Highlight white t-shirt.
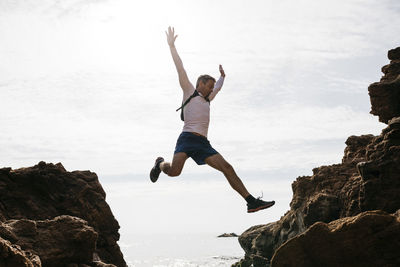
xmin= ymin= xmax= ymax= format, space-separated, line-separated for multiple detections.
xmin=182 ymin=76 xmax=224 ymax=137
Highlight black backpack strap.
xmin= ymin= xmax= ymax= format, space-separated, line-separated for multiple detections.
xmin=176 ymin=90 xmax=200 ymax=121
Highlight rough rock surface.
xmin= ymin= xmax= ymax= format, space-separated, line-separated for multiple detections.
xmin=271 ymin=210 xmax=400 ymax=267
xmin=0 ymin=162 xmax=125 ymax=266
xmin=235 ymin=135 xmax=375 ymax=266
xmin=358 ymin=117 xmax=400 ymax=213
xmin=0 ymin=236 xmax=41 ymax=267
xmin=0 ymin=216 xmax=97 ymax=266
xmin=234 ymin=47 xmax=400 ymax=267
xmin=368 ymin=47 xmax=400 ymax=123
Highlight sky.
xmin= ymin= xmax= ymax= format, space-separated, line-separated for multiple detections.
xmin=2 ymin=0 xmax=400 ymax=264
xmin=1 ymin=0 xmax=398 ymax=177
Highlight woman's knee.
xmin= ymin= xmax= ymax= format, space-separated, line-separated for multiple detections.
xmin=222 ymin=162 xmax=234 ymax=174
xmin=167 ymin=166 xmax=182 ymax=177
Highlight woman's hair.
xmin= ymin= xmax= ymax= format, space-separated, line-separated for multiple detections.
xmin=196 ymin=74 xmax=216 ymax=89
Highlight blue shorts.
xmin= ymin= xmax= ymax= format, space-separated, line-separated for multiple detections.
xmin=174 ymin=132 xmax=218 ymax=165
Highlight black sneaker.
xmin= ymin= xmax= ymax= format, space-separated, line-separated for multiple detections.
xmin=247 ymin=198 xmax=275 ymax=213
xmin=150 ymin=157 xmax=164 ymax=183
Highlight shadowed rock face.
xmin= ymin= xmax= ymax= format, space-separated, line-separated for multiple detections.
xmin=1 ymin=216 xmax=97 ymax=266
xmin=369 ymin=47 xmax=400 ymax=123
xmin=235 ymin=135 xmax=375 ymax=266
xmin=358 ymin=117 xmax=400 ymax=213
xmin=0 ymin=236 xmax=41 ymax=267
xmin=234 ymin=47 xmax=400 ymax=267
xmin=0 ymin=162 xmax=126 ymax=267
xmin=271 ymin=210 xmax=400 ymax=267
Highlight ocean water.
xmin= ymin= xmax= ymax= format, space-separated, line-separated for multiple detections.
xmin=123 ymin=233 xmax=243 ymax=266
xmin=102 ymin=173 xmax=297 ymax=266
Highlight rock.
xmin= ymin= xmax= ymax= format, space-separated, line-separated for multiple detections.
xmin=231 ymin=255 xmax=253 ymax=267
xmin=92 ymin=261 xmax=117 ymax=267
xmin=388 ymin=47 xmax=400 ymax=60
xmin=368 ymin=79 xmax=400 ymax=124
xmin=238 ymin=140 xmax=368 ymax=264
xmin=0 ymin=216 xmax=97 ymax=266
xmin=238 ymin=121 xmax=400 ymax=266
xmin=357 ymin=117 xmax=400 ymax=213
xmin=0 ymin=162 xmax=126 ymax=266
xmin=270 ymin=210 xmax=400 ymax=267
xmin=217 ymin=233 xmax=238 ymax=237
xmin=0 ymin=236 xmax=41 ymax=266
xmin=236 ymin=47 xmax=400 ymax=267
xmin=368 ymin=47 xmax=400 ymax=123
xmin=342 ymin=134 xmax=375 ymax=164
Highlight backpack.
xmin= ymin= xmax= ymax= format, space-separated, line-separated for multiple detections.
xmin=176 ymin=90 xmax=209 ymax=121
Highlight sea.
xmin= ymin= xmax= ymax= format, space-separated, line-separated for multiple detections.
xmin=122 ymin=233 xmax=243 ymax=266
xmin=101 ymin=172 xmax=297 ymax=266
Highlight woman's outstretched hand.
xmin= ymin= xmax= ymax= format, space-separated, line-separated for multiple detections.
xmin=166 ymin=26 xmax=178 ymax=47
xmin=219 ymin=65 xmax=226 ymax=78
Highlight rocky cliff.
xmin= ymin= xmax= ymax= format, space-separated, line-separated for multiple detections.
xmin=0 ymin=162 xmax=126 ymax=267
xmin=234 ymin=47 xmax=400 ymax=267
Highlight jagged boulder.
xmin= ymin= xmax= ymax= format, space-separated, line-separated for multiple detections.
xmin=0 ymin=162 xmax=125 ymax=267
xmin=0 ymin=236 xmax=41 ymax=267
xmin=235 ymin=47 xmax=400 ymax=267
xmin=358 ymin=117 xmax=400 ymax=213
xmin=0 ymin=216 xmax=97 ymax=266
xmin=236 ymin=121 xmax=400 ymax=267
xmin=368 ymin=47 xmax=400 ymax=123
xmin=235 ymin=134 xmax=374 ymax=266
xmin=271 ymin=210 xmax=400 ymax=267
